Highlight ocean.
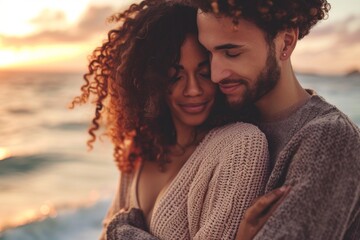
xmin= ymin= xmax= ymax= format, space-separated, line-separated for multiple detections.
xmin=0 ymin=71 xmax=359 ymax=240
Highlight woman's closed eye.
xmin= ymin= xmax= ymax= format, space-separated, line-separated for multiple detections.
xmin=168 ymin=65 xmax=183 ymax=83
xmin=170 ymin=74 xmax=182 ymax=83
xmin=198 ymin=71 xmax=211 ymax=80
xmin=197 ymin=62 xmax=211 ymax=80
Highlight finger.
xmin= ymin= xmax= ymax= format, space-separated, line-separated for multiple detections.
xmin=266 ymin=185 xmax=291 ymax=216
xmin=257 ymin=186 xmax=290 ymax=211
xmin=250 ymin=195 xmax=261 ymax=206
xmin=255 ymin=186 xmax=292 ymax=227
xmin=245 ymin=186 xmax=290 ymax=222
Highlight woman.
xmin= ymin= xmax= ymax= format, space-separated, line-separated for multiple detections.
xmin=72 ymin=1 xmax=272 ymax=239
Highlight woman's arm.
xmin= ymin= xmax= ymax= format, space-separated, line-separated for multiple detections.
xmin=193 ymin=124 xmax=270 ymax=239
xmin=99 ymin=176 xmax=123 ymax=240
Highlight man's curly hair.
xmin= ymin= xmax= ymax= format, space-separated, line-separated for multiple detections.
xmin=189 ymin=0 xmax=331 ymax=40
xmin=71 ymin=0 xmax=234 ymax=173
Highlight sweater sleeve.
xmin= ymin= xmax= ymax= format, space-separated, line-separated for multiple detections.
xmin=193 ymin=124 xmax=270 ymax=240
xmin=100 ymin=176 xmax=162 ymax=240
xmin=254 ymin=115 xmax=360 ymax=240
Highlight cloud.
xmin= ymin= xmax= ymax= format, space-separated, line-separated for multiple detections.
xmin=30 ymin=9 xmax=67 ymax=26
xmin=296 ymin=14 xmax=360 ymax=57
xmin=293 ymin=14 xmax=360 ymax=74
xmin=335 ymin=16 xmax=360 ymax=46
xmin=0 ymin=5 xmax=115 ymax=48
xmin=77 ymin=6 xmax=115 ymax=34
xmin=310 ymin=14 xmax=360 ymax=46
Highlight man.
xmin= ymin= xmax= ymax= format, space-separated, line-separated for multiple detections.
xmin=102 ymin=1 xmax=360 ymax=239
xmin=193 ymin=0 xmax=360 ymax=239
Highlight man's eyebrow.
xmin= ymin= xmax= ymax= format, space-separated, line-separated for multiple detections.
xmin=214 ymin=44 xmax=243 ymax=51
xmin=198 ymin=60 xmax=210 ymax=68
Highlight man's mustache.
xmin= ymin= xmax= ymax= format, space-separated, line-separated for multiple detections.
xmin=218 ymin=79 xmax=247 ymax=85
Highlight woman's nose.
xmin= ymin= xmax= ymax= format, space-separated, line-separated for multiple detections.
xmin=183 ymin=75 xmax=203 ymax=97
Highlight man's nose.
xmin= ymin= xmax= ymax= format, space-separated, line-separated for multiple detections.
xmin=210 ymin=57 xmax=231 ymax=83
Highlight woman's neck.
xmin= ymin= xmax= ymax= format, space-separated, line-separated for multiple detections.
xmin=178 ymin=130 xmax=196 ymax=148
xmin=168 ymin=124 xmax=206 ymax=157
xmin=175 ymin=124 xmax=207 ymax=147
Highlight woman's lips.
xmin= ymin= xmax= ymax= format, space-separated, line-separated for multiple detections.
xmin=178 ymin=101 xmax=208 ymax=114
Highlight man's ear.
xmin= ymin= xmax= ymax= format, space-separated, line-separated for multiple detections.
xmin=279 ymin=28 xmax=299 ymax=60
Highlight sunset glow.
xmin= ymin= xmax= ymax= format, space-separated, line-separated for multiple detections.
xmin=0 ymin=43 xmax=93 ymax=71
xmin=0 ymin=0 xmax=358 ymax=74
xmin=0 ymin=204 xmax=57 ymax=232
xmin=0 ymin=147 xmax=10 ymax=161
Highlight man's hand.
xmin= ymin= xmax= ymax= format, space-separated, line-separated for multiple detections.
xmin=236 ymin=186 xmax=291 ymax=240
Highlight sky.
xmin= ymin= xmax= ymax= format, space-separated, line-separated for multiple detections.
xmin=0 ymin=0 xmax=359 ymax=75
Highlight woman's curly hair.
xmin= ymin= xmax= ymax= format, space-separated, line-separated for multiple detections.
xmin=70 ymin=0 xmax=234 ymax=173
xmin=189 ymin=0 xmax=331 ymax=40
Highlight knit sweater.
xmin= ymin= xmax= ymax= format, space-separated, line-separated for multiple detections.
xmin=100 ymin=122 xmax=270 ymax=240
xmin=253 ymin=94 xmax=360 ymax=240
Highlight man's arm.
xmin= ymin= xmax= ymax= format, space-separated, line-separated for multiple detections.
xmin=254 ymin=116 xmax=360 ymax=240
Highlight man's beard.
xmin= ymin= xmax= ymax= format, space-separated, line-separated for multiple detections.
xmin=228 ymin=46 xmax=280 ymax=112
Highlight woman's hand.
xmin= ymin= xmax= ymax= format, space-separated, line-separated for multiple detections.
xmin=236 ymin=186 xmax=291 ymax=240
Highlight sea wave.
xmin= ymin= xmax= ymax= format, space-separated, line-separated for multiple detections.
xmin=6 ymin=108 xmax=36 ymax=115
xmin=0 ymin=153 xmax=73 ymax=176
xmin=41 ymin=122 xmax=89 ymax=131
xmin=0 ymin=199 xmax=110 ymax=240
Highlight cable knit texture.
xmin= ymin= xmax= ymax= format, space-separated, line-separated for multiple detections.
xmin=100 ymin=122 xmax=270 ymax=240
xmin=254 ymin=94 xmax=360 ymax=240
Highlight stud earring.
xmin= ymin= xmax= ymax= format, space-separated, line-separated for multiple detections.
xmin=282 ymin=52 xmax=287 ymax=57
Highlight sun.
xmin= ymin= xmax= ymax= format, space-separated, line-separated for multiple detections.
xmin=0 ymin=147 xmax=11 ymax=161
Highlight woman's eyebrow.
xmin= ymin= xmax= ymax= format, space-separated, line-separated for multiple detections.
xmin=173 ymin=64 xmax=184 ymax=70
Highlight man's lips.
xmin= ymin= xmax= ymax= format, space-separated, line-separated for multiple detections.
xmin=178 ymin=101 xmax=209 ymax=114
xmin=219 ymin=81 xmax=244 ymax=94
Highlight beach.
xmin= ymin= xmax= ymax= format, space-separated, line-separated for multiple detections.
xmin=0 ymin=71 xmax=359 ymax=240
